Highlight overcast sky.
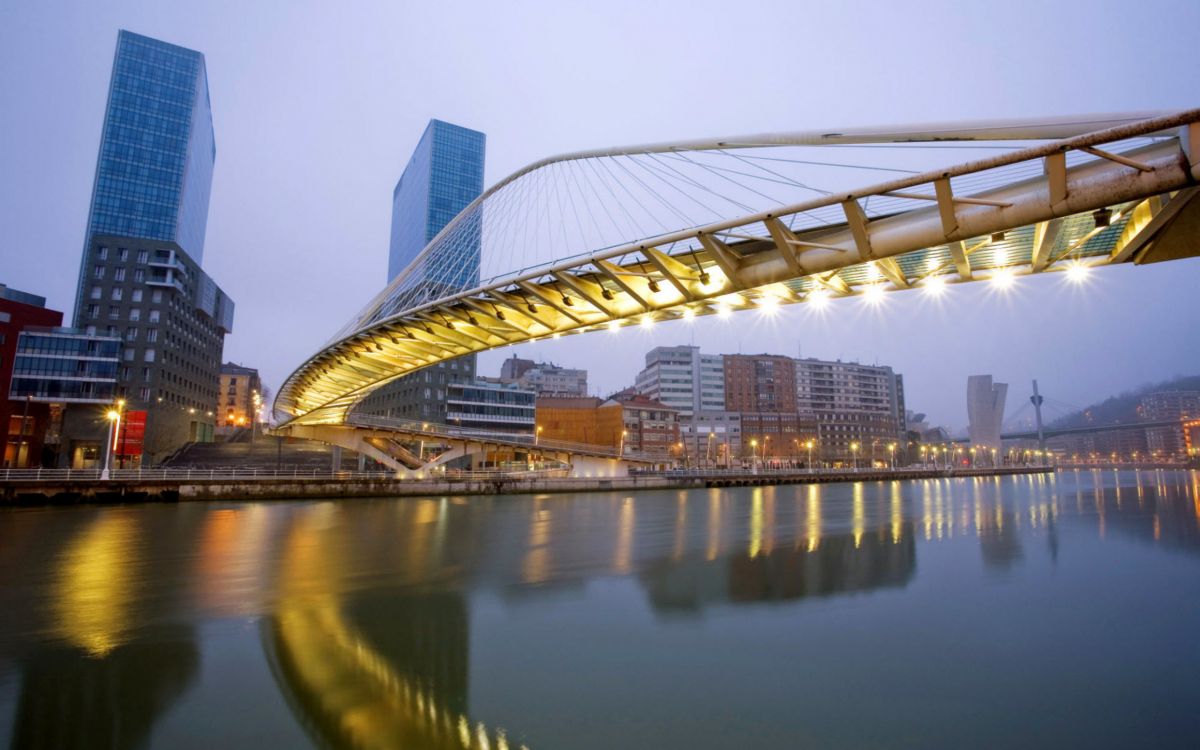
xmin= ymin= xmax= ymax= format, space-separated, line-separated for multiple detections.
xmin=2 ymin=0 xmax=1197 ymax=430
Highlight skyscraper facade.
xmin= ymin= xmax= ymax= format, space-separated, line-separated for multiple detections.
xmin=359 ymin=120 xmax=485 ymax=422
xmin=967 ymin=375 xmax=1008 ymax=453
xmin=72 ymin=31 xmax=233 ymax=463
xmin=387 ymin=120 xmax=486 ymax=285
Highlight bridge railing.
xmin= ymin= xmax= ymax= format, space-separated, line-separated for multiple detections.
xmin=0 ymin=466 xmax=577 ymax=483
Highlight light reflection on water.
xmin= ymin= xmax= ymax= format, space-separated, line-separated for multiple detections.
xmin=0 ymin=469 xmax=1198 ymax=749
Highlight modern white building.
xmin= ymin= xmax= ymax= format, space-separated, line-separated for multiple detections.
xmin=635 ymin=345 xmax=725 ymax=418
xmin=967 ymin=375 xmax=1008 ymax=452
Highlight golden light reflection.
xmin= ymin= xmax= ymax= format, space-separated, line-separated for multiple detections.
xmin=614 ymin=498 xmax=635 ymax=574
xmin=271 ymin=507 xmax=520 ymax=749
xmin=54 ymin=512 xmax=139 ymax=657
xmin=749 ymin=488 xmax=764 ymax=558
xmin=707 ymin=490 xmax=722 ymax=561
xmin=852 ymin=482 xmax=865 ymax=548
xmin=890 ymin=482 xmax=903 ymax=544
xmin=806 ymin=484 xmax=821 ymax=552
xmin=672 ymin=493 xmax=688 ymax=561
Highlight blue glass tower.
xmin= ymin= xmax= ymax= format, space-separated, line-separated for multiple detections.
xmin=359 ymin=120 xmax=485 ymax=423
xmin=387 ymin=120 xmax=486 ymax=283
xmin=71 ymin=31 xmax=232 ymax=462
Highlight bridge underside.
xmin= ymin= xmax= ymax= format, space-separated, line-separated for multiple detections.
xmin=276 ymin=422 xmax=652 ymax=478
xmin=276 ymin=111 xmax=1200 ymax=428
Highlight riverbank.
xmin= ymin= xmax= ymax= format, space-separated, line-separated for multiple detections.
xmin=0 ymin=466 xmax=1055 ymax=505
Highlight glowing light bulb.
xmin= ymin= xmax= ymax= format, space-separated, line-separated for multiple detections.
xmin=866 ymin=262 xmax=880 ymax=281
xmin=1065 ymin=262 xmax=1090 ymax=284
xmin=991 ymin=268 xmax=1015 ymax=290
xmin=993 ymin=247 xmax=1008 ymax=266
xmin=808 ymin=290 xmax=829 ymax=309
xmin=924 ymin=275 xmax=946 ymax=297
xmin=717 ymin=302 xmax=732 ymax=319
xmin=758 ymin=294 xmax=779 ymax=313
xmin=863 ymin=284 xmax=885 ymax=304
xmin=608 ymin=320 xmax=621 ymax=333
xmin=681 ymin=307 xmax=695 ymax=321
xmin=641 ymin=315 xmax=655 ymax=329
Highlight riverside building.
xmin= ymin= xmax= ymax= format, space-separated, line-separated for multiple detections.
xmin=71 ymin=31 xmax=234 ymax=462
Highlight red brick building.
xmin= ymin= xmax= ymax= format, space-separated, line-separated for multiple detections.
xmin=1 ymin=286 xmax=62 ymax=467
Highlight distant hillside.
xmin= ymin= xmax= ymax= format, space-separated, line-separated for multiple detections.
xmin=1048 ymin=374 xmax=1200 ymax=429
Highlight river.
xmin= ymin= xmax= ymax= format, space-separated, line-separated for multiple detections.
xmin=1 ymin=469 xmax=1198 ymax=748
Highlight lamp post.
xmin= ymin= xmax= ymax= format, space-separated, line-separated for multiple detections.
xmin=620 ymin=429 xmax=628 ymax=456
xmin=888 ymin=442 xmax=896 ymax=470
xmin=536 ymin=425 xmax=543 ymax=446
xmin=115 ymin=399 xmax=128 ymax=469
xmin=806 ymin=439 xmax=815 ymax=471
xmin=850 ymin=441 xmax=860 ymax=470
xmin=100 ymin=406 xmax=120 ymax=480
xmin=763 ymin=435 xmax=770 ymax=467
xmin=750 ymin=439 xmax=758 ymax=470
xmin=707 ymin=432 xmax=714 ymax=468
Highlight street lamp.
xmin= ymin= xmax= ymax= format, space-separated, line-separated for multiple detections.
xmin=806 ymin=439 xmax=815 ymax=471
xmin=850 ymin=441 xmax=860 ymax=470
xmin=536 ymin=425 xmax=543 ymax=446
xmin=888 ymin=442 xmax=896 ymax=470
xmin=620 ymin=429 xmax=628 ymax=456
xmin=750 ymin=439 xmax=758 ymax=469
xmin=101 ymin=406 xmax=121 ymax=480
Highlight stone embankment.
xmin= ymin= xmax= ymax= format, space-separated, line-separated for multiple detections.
xmin=0 ymin=466 xmax=1054 ymax=505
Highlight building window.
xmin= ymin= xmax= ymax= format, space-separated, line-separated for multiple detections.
xmin=144 ymin=348 xmax=155 ymax=363
xmin=114 ymin=268 xmax=126 ymax=282
xmin=111 ymin=288 xmax=123 ymax=301
xmin=90 ymin=286 xmax=102 ymax=300
xmin=148 ymin=310 xmax=159 ymax=323
xmin=134 ymin=269 xmax=145 ymax=283
xmin=118 ymin=248 xmax=129 ymax=262
xmin=129 ymin=308 xmax=140 ymax=321
xmin=146 ymin=328 xmax=157 ymax=342
xmin=98 ymin=246 xmax=109 ymax=260
xmin=85 ymin=325 xmax=96 ymax=336
xmin=93 ymin=265 xmax=105 ymax=279
xmin=108 ymin=306 xmax=120 ymax=320
xmin=137 ymin=250 xmax=148 ymax=264
xmin=86 ymin=304 xmax=99 ymax=319
xmin=124 ymin=348 xmax=135 ymax=362
xmin=125 ymin=327 xmax=138 ymax=341
xmin=152 ymin=290 xmax=163 ymax=303
xmin=106 ymin=325 xmax=118 ymax=337
xmin=139 ymin=387 xmax=151 ymax=400
xmin=143 ymin=367 xmax=152 ymax=382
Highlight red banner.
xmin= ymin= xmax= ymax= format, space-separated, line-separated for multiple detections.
xmin=116 ymin=410 xmax=147 ymax=458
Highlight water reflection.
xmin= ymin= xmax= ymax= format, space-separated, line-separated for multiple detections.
xmin=0 ymin=470 xmax=1196 ymax=749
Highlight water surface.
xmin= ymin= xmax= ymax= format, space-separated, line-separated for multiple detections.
xmin=1 ymin=470 xmax=1199 ymax=748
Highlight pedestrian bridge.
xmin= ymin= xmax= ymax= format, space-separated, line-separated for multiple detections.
xmin=283 ymin=413 xmax=660 ymax=478
xmin=275 ymin=110 xmax=1200 ymax=442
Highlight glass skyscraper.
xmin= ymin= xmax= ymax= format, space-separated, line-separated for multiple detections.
xmin=359 ymin=120 xmax=485 ymax=423
xmin=387 ymin=120 xmax=486 ymax=284
xmin=72 ymin=31 xmax=233 ymax=463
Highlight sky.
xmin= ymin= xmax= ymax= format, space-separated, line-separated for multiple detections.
xmin=1 ymin=0 xmax=1197 ymax=431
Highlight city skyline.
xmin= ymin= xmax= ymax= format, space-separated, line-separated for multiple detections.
xmin=2 ymin=1 xmax=1199 ymax=431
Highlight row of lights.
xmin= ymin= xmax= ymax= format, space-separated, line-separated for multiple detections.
xmin=598 ymin=260 xmax=1093 ymax=335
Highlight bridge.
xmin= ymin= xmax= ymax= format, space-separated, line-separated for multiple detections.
xmin=274 ymin=110 xmax=1200 ymax=475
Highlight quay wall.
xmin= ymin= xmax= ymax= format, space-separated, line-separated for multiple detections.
xmin=0 ymin=466 xmax=1054 ymax=505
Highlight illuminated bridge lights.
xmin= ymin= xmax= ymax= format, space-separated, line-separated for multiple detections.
xmin=275 ymin=110 xmax=1200 ymax=425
